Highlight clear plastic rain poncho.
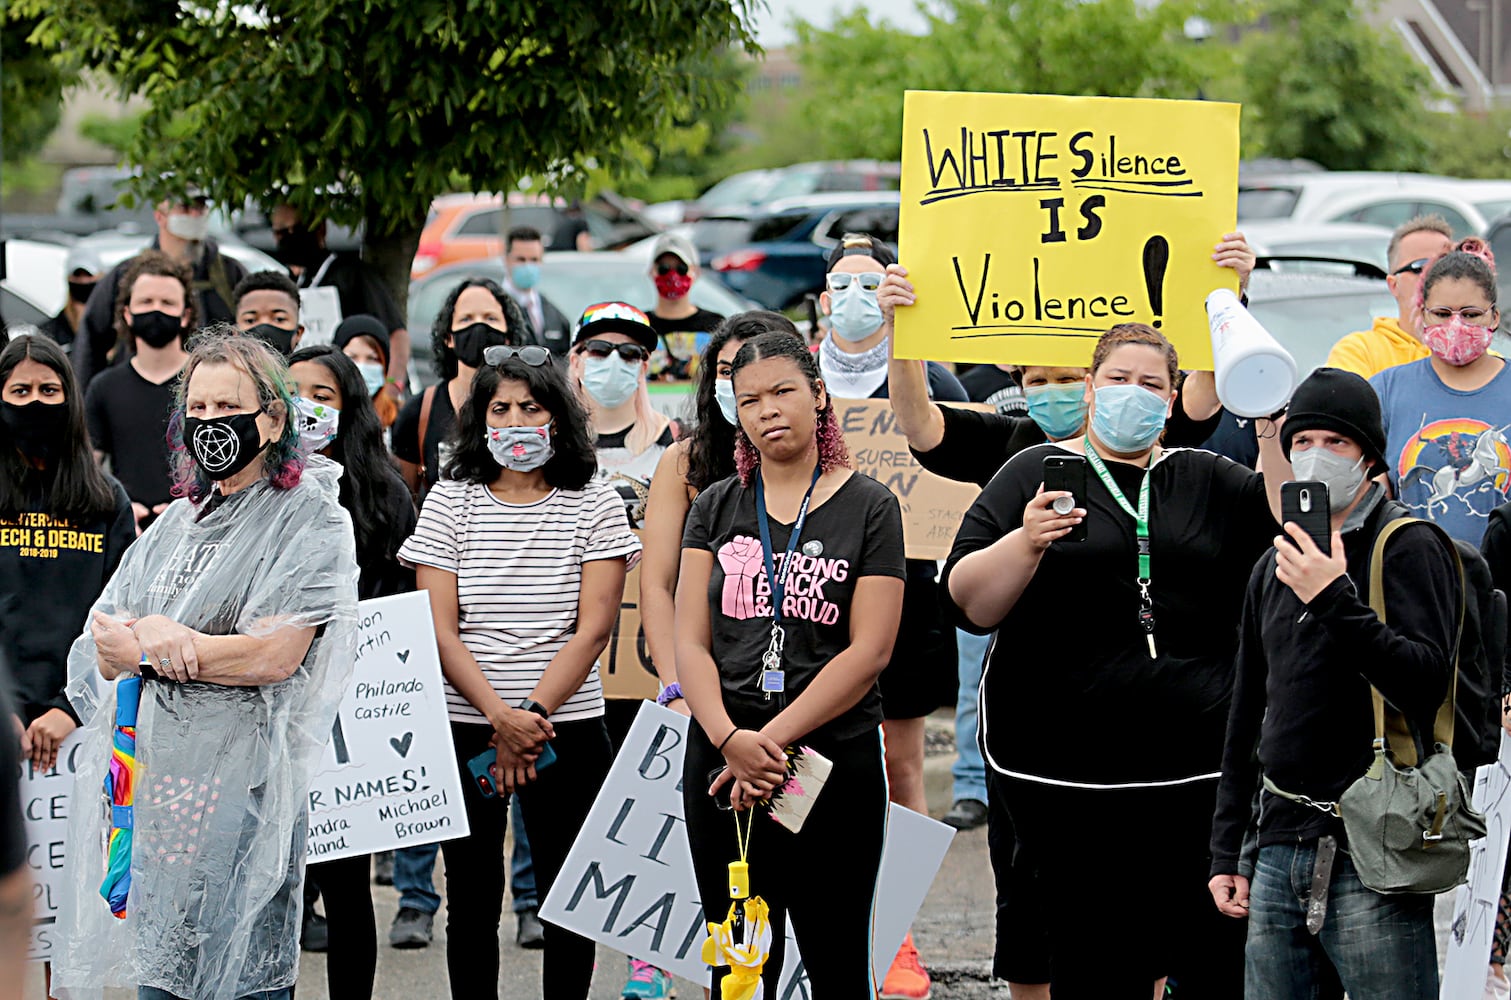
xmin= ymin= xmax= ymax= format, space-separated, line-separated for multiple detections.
xmin=52 ymin=456 xmax=358 ymax=1000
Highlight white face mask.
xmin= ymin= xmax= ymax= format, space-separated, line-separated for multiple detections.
xmin=165 ymin=212 xmax=211 ymax=242
xmin=293 ymin=397 xmax=340 ymax=455
xmin=1292 ymin=446 xmax=1368 ymax=508
xmin=715 ymin=379 xmax=738 ymax=425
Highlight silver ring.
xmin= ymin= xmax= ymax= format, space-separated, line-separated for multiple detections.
xmin=1052 ymin=495 xmax=1076 ymax=515
xmin=159 ymin=657 xmax=172 ymax=669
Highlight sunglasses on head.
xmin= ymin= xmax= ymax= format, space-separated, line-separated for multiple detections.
xmin=656 ymin=261 xmax=690 ymax=277
xmin=579 ymin=339 xmax=649 ymax=362
xmin=825 ymin=271 xmax=884 ymax=292
xmin=483 ymin=345 xmax=553 ymax=367
xmin=1390 ymin=257 xmax=1430 ymax=277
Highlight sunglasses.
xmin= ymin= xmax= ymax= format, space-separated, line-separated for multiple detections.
xmin=483 ymin=345 xmax=553 ymax=367
xmin=656 ymin=261 xmax=690 ymax=276
xmin=579 ymin=339 xmax=649 ymax=362
xmin=1390 ymin=257 xmax=1430 ymax=277
xmin=825 ymin=272 xmax=884 ymax=292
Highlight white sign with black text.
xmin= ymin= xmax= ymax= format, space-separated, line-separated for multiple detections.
xmin=306 ymin=591 xmax=469 ymax=861
xmin=540 ymin=703 xmax=955 ymax=995
xmin=20 ymin=731 xmax=85 ymax=962
xmin=1442 ymin=732 xmax=1511 ymax=1000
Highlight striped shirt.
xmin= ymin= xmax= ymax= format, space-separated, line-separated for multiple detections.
xmin=398 ymin=478 xmax=641 ymax=723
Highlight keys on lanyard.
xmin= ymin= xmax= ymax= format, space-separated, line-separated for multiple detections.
xmin=761 ymin=625 xmax=786 ymax=694
xmin=754 ymin=465 xmax=822 ymax=702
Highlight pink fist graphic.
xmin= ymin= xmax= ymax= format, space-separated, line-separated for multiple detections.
xmin=718 ymin=535 xmax=765 ymax=620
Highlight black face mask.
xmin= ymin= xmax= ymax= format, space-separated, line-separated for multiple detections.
xmin=130 ymin=310 xmax=185 ymax=350
xmin=2 ymin=400 xmax=70 ymax=462
xmin=183 ymin=411 xmax=266 ymax=480
xmin=451 ymin=322 xmax=512 ymax=368
xmin=68 ymin=280 xmax=97 ymax=305
xmin=246 ymin=323 xmax=296 ymax=358
xmin=275 ymin=228 xmax=324 ymax=271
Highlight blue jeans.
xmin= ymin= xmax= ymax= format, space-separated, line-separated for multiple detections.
xmin=951 ymin=628 xmax=989 ymax=804
xmin=1246 ymin=840 xmax=1438 ymax=1000
xmin=392 ymin=795 xmax=537 ymax=914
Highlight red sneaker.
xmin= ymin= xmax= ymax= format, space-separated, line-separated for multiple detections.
xmin=880 ymin=931 xmax=931 ymax=1000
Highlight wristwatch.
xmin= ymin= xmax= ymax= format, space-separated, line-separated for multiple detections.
xmin=518 ymin=699 xmax=549 ymax=719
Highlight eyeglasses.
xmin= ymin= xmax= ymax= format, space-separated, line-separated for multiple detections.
xmin=1390 ymin=257 xmax=1430 ymax=277
xmin=1424 ymin=306 xmax=1493 ymax=323
xmin=825 ymin=272 xmax=884 ymax=293
xmin=578 ymin=339 xmax=649 ymax=362
xmin=483 ymin=345 xmax=553 ymax=367
xmin=655 ymin=262 xmax=690 ymax=277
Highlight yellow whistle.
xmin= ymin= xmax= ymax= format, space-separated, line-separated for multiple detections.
xmin=728 ymin=860 xmax=749 ymax=900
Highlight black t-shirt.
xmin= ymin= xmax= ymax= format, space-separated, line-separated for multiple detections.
xmin=648 ymin=308 xmax=725 ymax=373
xmin=356 ymin=475 xmax=419 ymax=601
xmin=86 ymin=361 xmax=180 ymax=507
xmin=0 ymin=480 xmax=137 ymax=724
xmin=0 ymin=680 xmax=22 ymax=876
xmin=304 ymin=253 xmax=405 ymax=334
xmin=959 ymin=365 xmax=1025 ymax=414
xmin=942 ymin=444 xmax=1273 ymax=786
xmin=392 ymin=385 xmax=458 ymax=490
xmin=683 ymin=472 xmax=907 ymax=743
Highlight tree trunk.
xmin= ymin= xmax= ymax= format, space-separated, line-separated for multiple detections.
xmin=361 ymin=207 xmax=424 ymax=325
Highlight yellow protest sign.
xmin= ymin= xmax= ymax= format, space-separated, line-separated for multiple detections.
xmin=895 ymin=91 xmax=1239 ymax=370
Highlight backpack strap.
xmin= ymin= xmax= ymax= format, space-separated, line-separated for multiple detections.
xmin=1367 ymin=517 xmax=1466 ymax=765
xmin=417 ymin=384 xmax=438 ymax=486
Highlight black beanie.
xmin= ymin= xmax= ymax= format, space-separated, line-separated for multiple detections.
xmin=333 ymin=314 xmax=391 ymax=365
xmin=1280 ymin=367 xmax=1387 ymax=473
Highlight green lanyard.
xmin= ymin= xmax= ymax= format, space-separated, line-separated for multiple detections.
xmin=1084 ymin=440 xmax=1158 ymax=658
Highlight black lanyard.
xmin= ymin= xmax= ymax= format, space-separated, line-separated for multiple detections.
xmin=754 ymin=464 xmax=822 ymax=699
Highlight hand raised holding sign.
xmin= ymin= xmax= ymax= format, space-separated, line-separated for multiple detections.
xmin=877 ymin=265 xmax=916 ymax=325
xmin=1211 ymin=231 xmax=1256 ymax=297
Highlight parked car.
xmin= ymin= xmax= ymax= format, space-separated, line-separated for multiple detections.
xmin=1237 ymin=171 xmax=1450 ymax=223
xmin=702 ymin=192 xmax=901 ymax=310
xmin=683 ymin=161 xmax=901 ymax=223
xmin=1244 ymin=261 xmax=1397 ymax=374
xmin=406 ymin=251 xmax=757 ymax=387
xmin=2 ymin=239 xmax=71 ymax=331
xmin=1240 ymin=171 xmax=1511 ymax=236
xmin=72 ymin=229 xmax=285 ymax=278
xmin=1240 ymin=221 xmax=1392 ymax=274
xmin=409 ymin=192 xmax=660 ymax=278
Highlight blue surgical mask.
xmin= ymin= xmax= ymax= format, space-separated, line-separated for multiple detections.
xmin=581 ymin=354 xmax=640 ymax=409
xmin=828 ymin=285 xmax=884 ymax=342
xmin=1025 ymin=383 xmax=1088 ymax=440
xmin=356 ymin=361 xmax=386 ymax=397
xmin=293 ymin=396 xmax=340 ymax=455
xmin=486 ymin=423 xmax=554 ymax=471
xmin=715 ymin=379 xmax=738 ymax=425
xmin=1090 ymin=384 xmax=1168 ymax=453
xmin=510 ymin=263 xmax=541 ymax=291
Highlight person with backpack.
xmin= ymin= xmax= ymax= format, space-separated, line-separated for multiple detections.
xmin=1209 ymin=368 xmax=1465 ymax=1000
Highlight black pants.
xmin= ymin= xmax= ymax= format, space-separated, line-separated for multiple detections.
xmin=305 ymin=853 xmax=376 ymax=1000
xmin=441 ymin=719 xmax=611 ymax=1000
xmin=684 ymin=725 xmax=888 ymax=1000
xmin=985 ymin=771 xmax=1050 ymax=984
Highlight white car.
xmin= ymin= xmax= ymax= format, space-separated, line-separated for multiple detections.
xmin=1240 ymin=221 xmax=1393 ymax=273
xmin=73 ymin=230 xmax=284 ymax=277
xmin=3 ymin=239 xmax=71 ymax=330
xmin=1240 ymin=171 xmax=1511 ymax=237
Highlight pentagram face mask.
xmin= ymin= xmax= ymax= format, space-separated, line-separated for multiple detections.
xmin=183 ymin=410 xmax=266 ymax=480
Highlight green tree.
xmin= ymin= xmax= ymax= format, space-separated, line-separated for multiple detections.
xmin=1237 ymin=0 xmax=1435 ymax=170
xmin=24 ymin=0 xmax=757 ymax=310
xmin=2 ymin=12 xmax=72 ymax=163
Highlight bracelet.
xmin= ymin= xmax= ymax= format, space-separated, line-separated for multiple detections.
xmin=717 ymin=726 xmax=741 ymax=753
xmin=655 ymin=682 xmax=683 ymax=707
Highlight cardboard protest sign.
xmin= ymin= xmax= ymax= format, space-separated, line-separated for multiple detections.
xmin=896 ymin=90 xmax=1239 ymax=369
xmin=540 ymin=703 xmax=955 ymax=992
xmin=306 ymin=591 xmax=469 ymax=861
xmin=834 ymin=398 xmax=988 ymax=560
xmin=1441 ymin=732 xmax=1511 ymax=999
xmin=20 ymin=732 xmax=84 ymax=962
xmin=603 ymin=529 xmax=663 ymax=702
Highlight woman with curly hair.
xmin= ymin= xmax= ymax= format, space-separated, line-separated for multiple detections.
xmin=54 ymin=327 xmax=359 ymax=1000
xmin=399 ymin=347 xmax=639 ymax=1000
xmin=676 ymin=329 xmax=906 ymax=999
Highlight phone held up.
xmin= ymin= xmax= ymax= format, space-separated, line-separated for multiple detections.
xmin=1280 ymin=480 xmax=1331 ymax=556
xmin=1042 ymin=454 xmax=1088 ymax=543
xmin=467 ymin=743 xmax=557 ymax=799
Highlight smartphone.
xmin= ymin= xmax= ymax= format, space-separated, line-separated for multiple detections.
xmin=466 ymin=744 xmax=557 ymax=799
xmin=1042 ymin=454 xmax=1088 ymax=543
xmin=1280 ymin=480 xmax=1331 ymax=555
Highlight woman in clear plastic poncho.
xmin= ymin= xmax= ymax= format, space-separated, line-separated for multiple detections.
xmin=52 ymin=328 xmax=359 ymax=1000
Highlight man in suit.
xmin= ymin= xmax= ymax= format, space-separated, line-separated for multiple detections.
xmin=503 ymin=226 xmax=572 ymax=355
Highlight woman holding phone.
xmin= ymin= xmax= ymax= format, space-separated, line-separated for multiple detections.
xmin=942 ymin=323 xmax=1274 ymax=1000
xmin=677 ymin=331 xmax=906 ymax=999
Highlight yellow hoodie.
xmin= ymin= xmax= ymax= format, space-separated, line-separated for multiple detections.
xmin=1325 ymin=316 xmax=1429 ymax=379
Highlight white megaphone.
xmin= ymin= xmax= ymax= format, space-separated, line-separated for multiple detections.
xmin=1205 ymin=289 xmax=1298 ymax=418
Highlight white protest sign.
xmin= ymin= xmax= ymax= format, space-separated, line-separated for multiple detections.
xmin=20 ymin=731 xmax=85 ymax=962
xmin=1442 ymin=732 xmax=1511 ymax=999
xmin=297 ymin=285 xmax=344 ymax=346
xmin=540 ymin=703 xmax=955 ymax=993
xmin=306 ymin=591 xmax=468 ymax=861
